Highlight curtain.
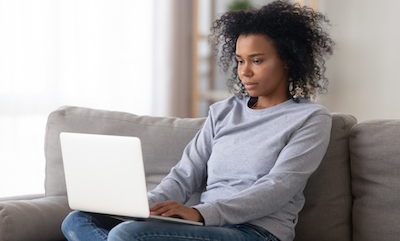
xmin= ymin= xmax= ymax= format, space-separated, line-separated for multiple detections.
xmin=152 ymin=0 xmax=194 ymax=118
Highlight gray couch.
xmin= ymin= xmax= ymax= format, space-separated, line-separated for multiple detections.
xmin=0 ymin=106 xmax=399 ymax=241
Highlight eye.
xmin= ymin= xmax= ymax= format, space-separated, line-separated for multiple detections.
xmin=253 ymin=59 xmax=262 ymax=65
xmin=236 ymin=59 xmax=244 ymax=64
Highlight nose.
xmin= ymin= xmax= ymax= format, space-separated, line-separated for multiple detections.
xmin=240 ymin=63 xmax=253 ymax=77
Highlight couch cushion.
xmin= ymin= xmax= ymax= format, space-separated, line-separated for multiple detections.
xmin=295 ymin=113 xmax=357 ymax=241
xmin=350 ymin=120 xmax=400 ymax=241
xmin=45 ymin=106 xmax=205 ymax=197
xmin=0 ymin=196 xmax=70 ymax=241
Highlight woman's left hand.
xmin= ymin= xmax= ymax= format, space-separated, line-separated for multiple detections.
xmin=150 ymin=201 xmax=204 ymax=223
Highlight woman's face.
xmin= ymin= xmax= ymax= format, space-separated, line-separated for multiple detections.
xmin=236 ymin=34 xmax=289 ymax=107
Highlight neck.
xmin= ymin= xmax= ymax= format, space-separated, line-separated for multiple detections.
xmin=251 ymin=96 xmax=289 ymax=109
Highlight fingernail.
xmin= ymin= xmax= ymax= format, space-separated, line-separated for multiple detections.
xmin=161 ymin=213 xmax=166 ymax=217
xmin=150 ymin=212 xmax=155 ymax=215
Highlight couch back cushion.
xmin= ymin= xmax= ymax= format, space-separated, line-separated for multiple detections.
xmin=295 ymin=113 xmax=357 ymax=241
xmin=350 ymin=120 xmax=400 ymax=241
xmin=45 ymin=106 xmax=205 ymax=197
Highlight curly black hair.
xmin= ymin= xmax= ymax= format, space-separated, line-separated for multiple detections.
xmin=209 ymin=0 xmax=334 ymax=101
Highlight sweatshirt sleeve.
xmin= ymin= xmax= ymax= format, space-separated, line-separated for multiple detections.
xmin=147 ymin=112 xmax=214 ymax=206
xmin=193 ymin=113 xmax=332 ymax=226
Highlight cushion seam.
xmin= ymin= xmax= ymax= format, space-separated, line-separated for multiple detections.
xmin=334 ymin=114 xmax=356 ymax=138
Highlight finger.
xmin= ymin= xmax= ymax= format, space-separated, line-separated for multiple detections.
xmin=160 ymin=207 xmax=186 ymax=218
xmin=160 ymin=205 xmax=194 ymax=220
xmin=150 ymin=201 xmax=174 ymax=212
xmin=150 ymin=201 xmax=179 ymax=215
xmin=153 ymin=202 xmax=186 ymax=217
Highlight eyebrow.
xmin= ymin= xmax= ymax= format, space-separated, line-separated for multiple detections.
xmin=235 ymin=53 xmax=265 ymax=58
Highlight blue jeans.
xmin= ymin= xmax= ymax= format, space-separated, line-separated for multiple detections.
xmin=62 ymin=211 xmax=279 ymax=241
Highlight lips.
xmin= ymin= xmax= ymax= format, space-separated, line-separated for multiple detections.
xmin=244 ymin=82 xmax=258 ymax=90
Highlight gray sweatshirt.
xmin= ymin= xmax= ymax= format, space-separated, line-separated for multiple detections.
xmin=148 ymin=96 xmax=332 ymax=241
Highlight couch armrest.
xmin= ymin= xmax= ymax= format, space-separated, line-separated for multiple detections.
xmin=0 ymin=196 xmax=71 ymax=241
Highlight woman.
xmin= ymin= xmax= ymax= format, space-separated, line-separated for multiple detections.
xmin=62 ymin=1 xmax=334 ymax=240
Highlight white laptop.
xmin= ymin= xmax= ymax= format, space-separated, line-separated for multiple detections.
xmin=60 ymin=132 xmax=203 ymax=226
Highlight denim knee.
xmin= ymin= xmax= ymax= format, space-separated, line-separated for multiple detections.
xmin=108 ymin=221 xmax=137 ymax=241
xmin=62 ymin=210 xmax=111 ymax=241
xmin=61 ymin=211 xmax=83 ymax=239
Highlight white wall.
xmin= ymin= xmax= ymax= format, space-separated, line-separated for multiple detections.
xmin=317 ymin=0 xmax=400 ymax=122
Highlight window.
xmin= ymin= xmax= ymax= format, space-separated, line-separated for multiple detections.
xmin=0 ymin=0 xmax=153 ymax=197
